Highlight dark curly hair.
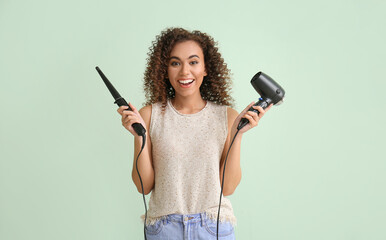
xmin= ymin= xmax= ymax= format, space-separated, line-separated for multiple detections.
xmin=143 ymin=27 xmax=234 ymax=109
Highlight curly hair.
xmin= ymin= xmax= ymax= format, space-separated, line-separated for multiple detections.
xmin=143 ymin=27 xmax=234 ymax=109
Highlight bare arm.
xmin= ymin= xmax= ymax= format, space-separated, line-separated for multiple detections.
xmin=118 ymin=103 xmax=154 ymax=195
xmin=220 ymin=102 xmax=272 ymax=196
xmin=220 ymin=107 xmax=241 ymax=196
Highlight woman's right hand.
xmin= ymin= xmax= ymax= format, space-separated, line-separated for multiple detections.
xmin=117 ymin=102 xmax=147 ymax=137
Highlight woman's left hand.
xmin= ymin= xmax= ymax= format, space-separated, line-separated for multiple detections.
xmin=232 ymin=102 xmax=273 ymax=134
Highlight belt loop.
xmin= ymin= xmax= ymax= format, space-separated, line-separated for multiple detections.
xmin=200 ymin=213 xmax=205 ymax=227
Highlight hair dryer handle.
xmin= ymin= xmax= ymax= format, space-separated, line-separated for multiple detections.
xmin=114 ymin=97 xmax=147 ymax=137
xmin=237 ymin=98 xmax=270 ymax=130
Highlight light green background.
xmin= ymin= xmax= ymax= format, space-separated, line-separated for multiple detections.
xmin=1 ymin=0 xmax=385 ymax=239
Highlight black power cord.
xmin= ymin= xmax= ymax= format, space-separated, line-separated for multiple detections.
xmin=217 ymin=128 xmax=240 ymax=240
xmin=135 ymin=134 xmax=148 ymax=240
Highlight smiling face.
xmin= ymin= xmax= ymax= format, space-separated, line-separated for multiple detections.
xmin=167 ymin=40 xmax=207 ymax=98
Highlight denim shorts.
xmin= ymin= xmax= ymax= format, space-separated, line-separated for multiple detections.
xmin=145 ymin=213 xmax=235 ymax=240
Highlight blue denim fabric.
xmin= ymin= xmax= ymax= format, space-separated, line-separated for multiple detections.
xmin=145 ymin=213 xmax=235 ymax=240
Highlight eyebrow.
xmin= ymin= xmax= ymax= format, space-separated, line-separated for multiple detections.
xmin=169 ymin=55 xmax=200 ymax=61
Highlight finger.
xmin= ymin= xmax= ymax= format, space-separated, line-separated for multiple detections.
xmin=117 ymin=106 xmax=129 ymax=115
xmin=243 ymin=113 xmax=258 ymax=127
xmin=249 ymin=106 xmax=262 ymax=118
xmin=242 ymin=102 xmax=255 ymax=115
xmin=252 ymin=106 xmax=265 ymax=116
xmin=123 ymin=115 xmax=136 ymax=123
xmin=122 ymin=110 xmax=136 ymax=117
xmin=266 ymin=103 xmax=273 ymax=111
xmin=244 ymin=110 xmax=259 ymax=121
xmin=128 ymin=102 xmax=140 ymax=114
xmin=123 ymin=115 xmax=140 ymax=126
xmin=122 ymin=111 xmax=138 ymax=122
xmin=246 ymin=109 xmax=259 ymax=118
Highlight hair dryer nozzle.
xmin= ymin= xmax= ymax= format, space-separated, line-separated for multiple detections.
xmin=251 ymin=72 xmax=285 ymax=105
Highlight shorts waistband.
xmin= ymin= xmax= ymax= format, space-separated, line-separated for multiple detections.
xmin=166 ymin=213 xmax=206 ymax=225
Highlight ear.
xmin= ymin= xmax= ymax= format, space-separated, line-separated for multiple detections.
xmin=204 ymin=69 xmax=207 ymax=76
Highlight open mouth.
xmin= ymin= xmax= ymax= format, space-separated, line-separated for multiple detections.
xmin=178 ymin=79 xmax=195 ymax=87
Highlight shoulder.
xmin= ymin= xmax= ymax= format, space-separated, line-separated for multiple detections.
xmin=139 ymin=105 xmax=152 ymax=126
xmin=139 ymin=105 xmax=152 ymax=116
xmin=226 ymin=107 xmax=239 ymax=122
xmin=209 ymin=103 xmax=238 ymax=122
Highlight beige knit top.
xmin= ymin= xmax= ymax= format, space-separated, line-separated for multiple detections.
xmin=144 ymin=99 xmax=236 ymax=225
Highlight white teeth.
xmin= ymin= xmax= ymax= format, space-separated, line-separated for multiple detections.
xmin=178 ymin=80 xmax=194 ymax=84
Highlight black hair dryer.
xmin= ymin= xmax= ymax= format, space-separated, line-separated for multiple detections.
xmin=237 ymin=72 xmax=285 ymax=130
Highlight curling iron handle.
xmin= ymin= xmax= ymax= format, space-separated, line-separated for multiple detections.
xmin=237 ymin=99 xmax=270 ymax=130
xmin=115 ymin=97 xmax=146 ymax=137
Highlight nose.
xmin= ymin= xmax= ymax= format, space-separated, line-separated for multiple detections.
xmin=180 ymin=63 xmax=190 ymax=76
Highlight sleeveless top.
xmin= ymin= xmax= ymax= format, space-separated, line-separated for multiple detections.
xmin=144 ymin=99 xmax=236 ymax=225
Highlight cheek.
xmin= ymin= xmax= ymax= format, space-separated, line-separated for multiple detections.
xmin=194 ymin=68 xmax=207 ymax=79
xmin=167 ymin=67 xmax=177 ymax=78
xmin=198 ymin=64 xmax=207 ymax=77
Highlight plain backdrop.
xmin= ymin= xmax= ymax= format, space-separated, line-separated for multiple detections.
xmin=0 ymin=0 xmax=385 ymax=239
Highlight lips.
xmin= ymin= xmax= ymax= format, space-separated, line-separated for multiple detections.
xmin=178 ymin=79 xmax=194 ymax=87
xmin=178 ymin=79 xmax=194 ymax=84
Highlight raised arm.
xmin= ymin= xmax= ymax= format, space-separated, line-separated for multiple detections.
xmin=220 ymin=102 xmax=272 ymax=196
xmin=117 ymin=103 xmax=154 ymax=195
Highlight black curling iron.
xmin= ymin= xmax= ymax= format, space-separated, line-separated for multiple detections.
xmin=237 ymin=72 xmax=285 ymax=130
xmin=95 ymin=66 xmax=146 ymax=136
xmin=96 ymin=66 xmax=148 ymax=240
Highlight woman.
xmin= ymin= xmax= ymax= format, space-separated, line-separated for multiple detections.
xmin=117 ymin=27 xmax=271 ymax=239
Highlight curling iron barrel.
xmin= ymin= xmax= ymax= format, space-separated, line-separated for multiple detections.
xmin=237 ymin=72 xmax=285 ymax=130
xmin=96 ymin=66 xmax=146 ymax=137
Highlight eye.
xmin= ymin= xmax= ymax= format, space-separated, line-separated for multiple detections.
xmin=190 ymin=61 xmax=199 ymax=65
xmin=170 ymin=61 xmax=180 ymax=66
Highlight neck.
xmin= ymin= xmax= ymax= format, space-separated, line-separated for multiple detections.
xmin=171 ymin=94 xmax=207 ymax=114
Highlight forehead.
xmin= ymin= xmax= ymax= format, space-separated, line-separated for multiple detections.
xmin=170 ymin=40 xmax=204 ymax=58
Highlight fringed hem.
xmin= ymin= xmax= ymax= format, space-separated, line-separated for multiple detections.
xmin=140 ymin=211 xmax=237 ymax=227
xmin=205 ymin=211 xmax=237 ymax=226
xmin=141 ymin=214 xmax=168 ymax=226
